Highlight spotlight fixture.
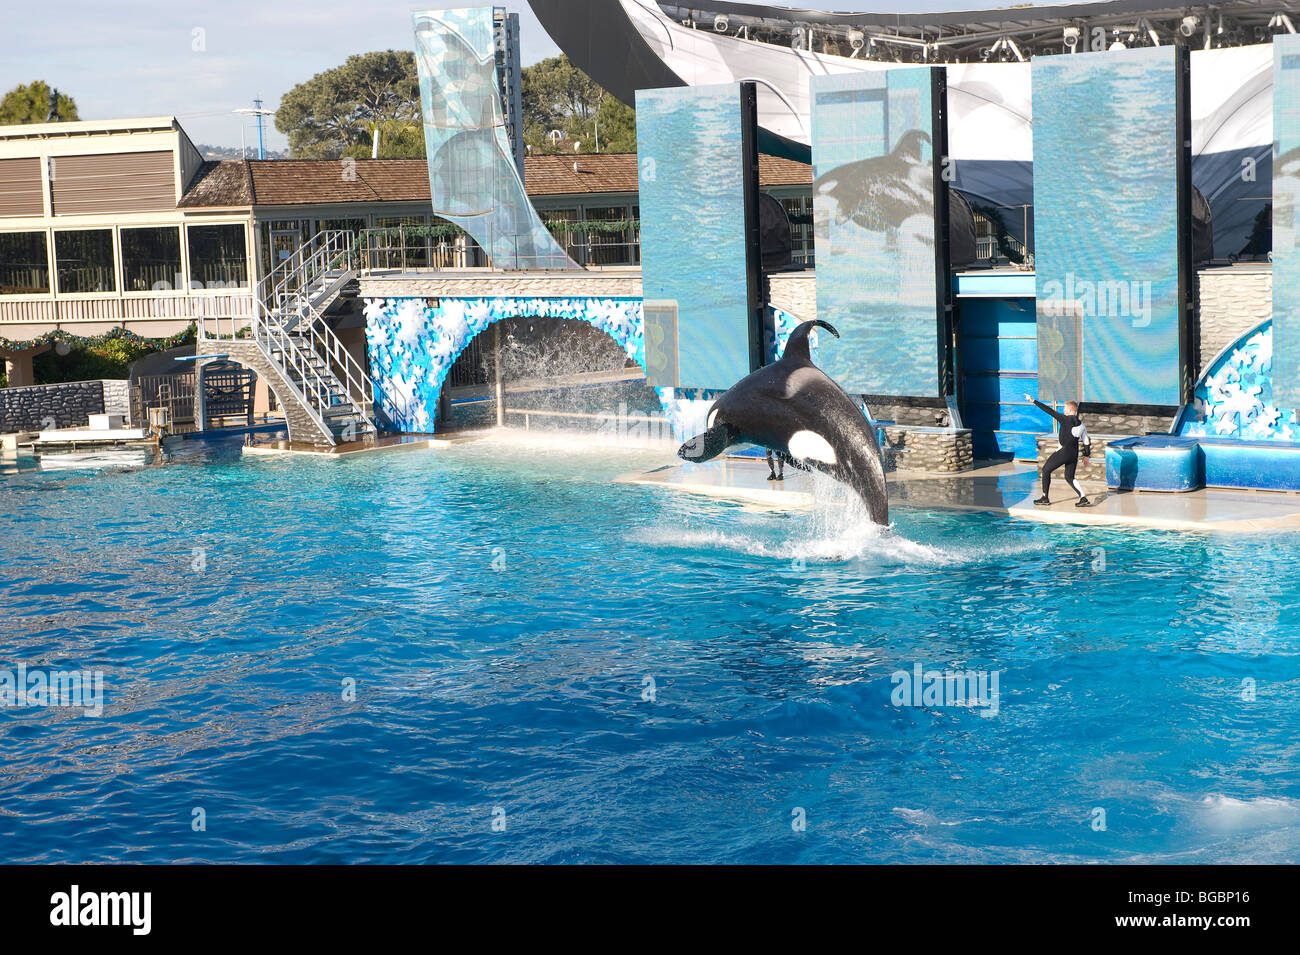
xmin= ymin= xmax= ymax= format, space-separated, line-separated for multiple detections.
xmin=1063 ymin=25 xmax=1080 ymax=50
xmin=1179 ymin=15 xmax=1201 ymax=38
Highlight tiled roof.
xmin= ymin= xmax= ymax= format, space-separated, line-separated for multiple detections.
xmin=759 ymin=153 xmax=813 ymax=187
xmin=178 ymin=160 xmax=253 ymax=207
xmin=179 ymin=152 xmax=812 ymax=208
xmin=525 ymin=153 xmax=640 ymax=196
xmin=251 ymin=158 xmax=432 ymax=205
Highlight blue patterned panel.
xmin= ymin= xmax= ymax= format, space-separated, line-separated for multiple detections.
xmin=811 ymin=68 xmax=940 ymax=397
xmin=636 ymin=83 xmax=752 ymax=391
xmin=413 ymin=8 xmax=575 ymax=270
xmin=1273 ymin=35 xmax=1300 ymax=409
xmin=363 ymin=296 xmax=647 ymax=433
xmin=1033 ymin=46 xmax=1184 ymax=405
xmin=1176 ymin=321 xmax=1300 ymax=441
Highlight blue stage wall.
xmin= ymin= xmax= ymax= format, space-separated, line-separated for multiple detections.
xmin=1032 ymin=46 xmax=1186 ymax=406
xmin=1273 ymin=34 xmax=1300 ymax=410
xmin=635 ymin=83 xmax=753 ymax=391
xmin=810 ymin=67 xmax=942 ymax=397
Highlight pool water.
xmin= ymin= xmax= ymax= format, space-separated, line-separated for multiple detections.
xmin=1 ymin=433 xmax=1298 ymax=863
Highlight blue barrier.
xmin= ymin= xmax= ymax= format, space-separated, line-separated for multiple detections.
xmin=1196 ymin=437 xmax=1300 ymax=490
xmin=1105 ymin=436 xmax=1202 ymax=492
xmin=1106 ymin=434 xmax=1300 ymax=492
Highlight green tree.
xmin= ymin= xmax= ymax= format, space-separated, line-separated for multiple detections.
xmin=521 ymin=55 xmax=636 ymax=154
xmin=275 ymin=51 xmax=422 ymax=159
xmin=0 ymin=81 xmax=78 ymax=124
xmin=592 ymin=94 xmax=637 ymax=153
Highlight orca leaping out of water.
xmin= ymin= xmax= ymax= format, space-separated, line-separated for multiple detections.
xmin=677 ymin=320 xmax=890 ymax=526
xmin=813 ymin=130 xmax=934 ymax=239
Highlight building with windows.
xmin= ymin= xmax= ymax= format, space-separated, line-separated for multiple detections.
xmin=0 ymin=115 xmax=813 ymax=386
xmin=0 ymin=117 xmax=254 ymax=383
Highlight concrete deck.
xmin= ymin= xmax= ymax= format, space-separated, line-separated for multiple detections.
xmin=620 ymin=456 xmax=1300 ymax=532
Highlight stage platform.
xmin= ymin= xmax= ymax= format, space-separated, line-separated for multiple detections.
xmin=619 ymin=457 xmax=1300 ymax=532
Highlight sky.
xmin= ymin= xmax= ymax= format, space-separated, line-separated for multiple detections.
xmin=2 ymin=0 xmax=1067 ymax=151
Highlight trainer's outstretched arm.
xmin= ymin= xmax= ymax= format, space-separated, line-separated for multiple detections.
xmin=1025 ymin=394 xmax=1067 ymax=423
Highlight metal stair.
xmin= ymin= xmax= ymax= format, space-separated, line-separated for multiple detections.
xmin=200 ymin=230 xmax=383 ymax=446
xmin=257 ymin=231 xmax=376 ymax=444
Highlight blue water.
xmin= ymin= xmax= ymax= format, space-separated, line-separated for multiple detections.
xmin=2 ymin=435 xmax=1298 ymax=863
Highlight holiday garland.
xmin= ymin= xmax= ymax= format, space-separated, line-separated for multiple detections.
xmin=544 ymin=218 xmax=638 ymax=237
xmin=0 ymin=323 xmax=197 ymax=352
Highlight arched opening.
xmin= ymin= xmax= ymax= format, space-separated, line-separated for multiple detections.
xmin=440 ymin=315 xmax=670 ymax=443
xmin=364 ymin=296 xmax=683 ymax=443
xmin=132 ymin=349 xmax=295 ymax=442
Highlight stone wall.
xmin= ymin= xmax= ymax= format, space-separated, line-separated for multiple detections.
xmin=101 ymin=379 xmax=130 ymax=416
xmin=1034 ymin=433 xmax=1125 ymax=486
xmin=766 ymin=271 xmax=816 ymax=322
xmin=1076 ymin=409 xmax=1175 ymax=434
xmin=1196 ymin=266 xmax=1270 ymax=369
xmin=871 ymin=399 xmax=952 ymax=428
xmin=358 ymin=270 xmax=643 ymax=301
xmin=882 ymin=426 xmax=974 ymax=472
xmin=0 ymin=380 xmax=106 ymax=432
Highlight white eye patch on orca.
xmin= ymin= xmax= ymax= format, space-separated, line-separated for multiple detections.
xmin=788 ymin=430 xmax=837 ymax=465
xmin=707 ymin=407 xmax=718 ymax=429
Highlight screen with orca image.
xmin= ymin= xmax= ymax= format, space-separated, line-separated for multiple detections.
xmin=1273 ymin=34 xmax=1300 ymax=411
xmin=1032 ymin=45 xmax=1189 ymax=407
xmin=811 ymin=67 xmax=946 ymax=398
xmin=636 ymin=83 xmax=754 ymax=391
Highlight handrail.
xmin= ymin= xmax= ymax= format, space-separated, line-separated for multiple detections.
xmin=251 ymin=307 xmax=339 ymax=440
xmin=257 ymin=230 xmax=355 ymax=311
xmin=298 ymin=296 xmax=417 ymax=429
xmin=285 ymin=293 xmax=379 ymax=432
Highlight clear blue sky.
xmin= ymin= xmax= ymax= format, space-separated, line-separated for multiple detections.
xmin=1 ymin=1 xmax=1061 ymax=150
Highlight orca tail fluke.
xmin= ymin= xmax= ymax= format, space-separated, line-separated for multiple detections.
xmin=678 ymin=423 xmax=737 ymax=463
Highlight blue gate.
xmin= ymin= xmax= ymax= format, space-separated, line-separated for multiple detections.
xmin=958 ymin=294 xmax=1045 ymax=460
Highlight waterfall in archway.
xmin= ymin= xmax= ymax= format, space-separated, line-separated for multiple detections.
xmin=441 ymin=316 xmax=671 ymax=445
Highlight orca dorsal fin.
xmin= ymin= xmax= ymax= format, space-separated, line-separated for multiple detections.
xmin=780 ymin=320 xmax=839 ymax=366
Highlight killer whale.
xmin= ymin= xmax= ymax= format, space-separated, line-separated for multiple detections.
xmin=677 ymin=320 xmax=890 ymax=525
xmin=813 ymin=130 xmax=933 ymax=239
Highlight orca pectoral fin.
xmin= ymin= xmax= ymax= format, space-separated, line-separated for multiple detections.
xmin=678 ymin=424 xmax=736 ymax=463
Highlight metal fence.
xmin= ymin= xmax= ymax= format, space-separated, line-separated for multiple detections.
xmin=356 ymin=222 xmax=641 ymax=272
xmin=358 ymin=228 xmax=485 ymax=271
xmin=131 ymin=373 xmax=196 ymax=432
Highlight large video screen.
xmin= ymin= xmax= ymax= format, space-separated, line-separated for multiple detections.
xmin=1274 ymin=35 xmax=1300 ymax=410
xmin=636 ymin=83 xmax=753 ymax=390
xmin=811 ymin=67 xmax=943 ymax=397
xmin=1033 ymin=45 xmax=1187 ymax=406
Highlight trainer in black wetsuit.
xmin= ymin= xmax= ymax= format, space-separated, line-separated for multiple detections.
xmin=1024 ymin=394 xmax=1092 ymax=507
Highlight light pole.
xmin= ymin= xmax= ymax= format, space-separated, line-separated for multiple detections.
xmin=234 ymin=98 xmax=275 ymax=160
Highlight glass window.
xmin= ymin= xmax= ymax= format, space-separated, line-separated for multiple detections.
xmin=187 ymin=224 xmax=249 ymax=289
xmin=0 ymin=231 xmax=50 ymax=295
xmin=780 ymin=195 xmax=814 ymax=268
xmin=55 ymin=229 xmax=115 ymax=293
xmin=121 ymin=226 xmax=182 ymax=292
xmin=318 ymin=217 xmax=367 ymax=254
